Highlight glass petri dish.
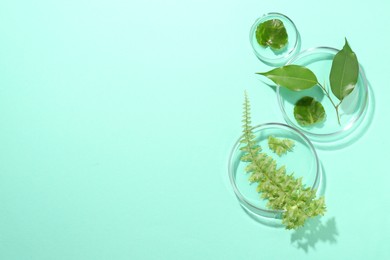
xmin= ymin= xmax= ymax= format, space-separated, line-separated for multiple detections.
xmin=249 ymin=12 xmax=301 ymax=66
xmin=277 ymin=47 xmax=369 ymax=144
xmin=228 ymin=123 xmax=321 ymax=220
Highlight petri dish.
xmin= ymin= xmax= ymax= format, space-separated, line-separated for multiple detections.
xmin=228 ymin=123 xmax=321 ymax=220
xmin=249 ymin=12 xmax=301 ymax=66
xmin=277 ymin=47 xmax=369 ymax=144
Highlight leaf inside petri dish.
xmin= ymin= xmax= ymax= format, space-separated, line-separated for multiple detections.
xmin=294 ymin=96 xmax=326 ymax=126
xmin=257 ymin=65 xmax=318 ymax=91
xmin=255 ymin=19 xmax=288 ymax=50
xmin=329 ymin=39 xmax=359 ymax=101
xmin=268 ymin=135 xmax=295 ymax=156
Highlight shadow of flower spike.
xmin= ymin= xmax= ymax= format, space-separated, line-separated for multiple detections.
xmin=290 ymin=217 xmax=338 ymax=253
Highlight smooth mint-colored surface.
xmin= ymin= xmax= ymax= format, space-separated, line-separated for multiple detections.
xmin=0 ymin=0 xmax=389 ymax=259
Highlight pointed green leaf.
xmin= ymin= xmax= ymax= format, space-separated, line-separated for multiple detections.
xmin=329 ymin=39 xmax=359 ymax=101
xmin=294 ymin=96 xmax=326 ymax=126
xmin=256 ymin=19 xmax=288 ymax=50
xmin=257 ymin=65 xmax=318 ymax=91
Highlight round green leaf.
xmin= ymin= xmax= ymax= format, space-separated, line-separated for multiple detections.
xmin=255 ymin=19 xmax=288 ymax=50
xmin=294 ymin=96 xmax=326 ymax=126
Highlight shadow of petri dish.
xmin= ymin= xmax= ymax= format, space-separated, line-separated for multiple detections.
xmin=315 ymin=79 xmax=375 ymax=150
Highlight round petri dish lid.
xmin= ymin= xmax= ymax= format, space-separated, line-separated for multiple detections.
xmin=228 ymin=123 xmax=321 ymax=220
xmin=249 ymin=12 xmax=301 ymax=67
xmin=277 ymin=47 xmax=369 ymax=145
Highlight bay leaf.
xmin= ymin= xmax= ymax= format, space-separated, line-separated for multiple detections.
xmin=257 ymin=65 xmax=318 ymax=91
xmin=329 ymin=39 xmax=359 ymax=101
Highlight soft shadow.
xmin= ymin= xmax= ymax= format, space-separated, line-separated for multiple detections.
xmin=239 ymin=204 xmax=284 ymax=229
xmin=316 ymin=162 xmax=326 ymax=196
xmin=279 ymin=85 xmax=326 ymax=106
xmin=314 ymin=77 xmax=375 ymax=151
xmin=289 ymin=161 xmax=337 ymax=253
xmin=290 ymin=216 xmax=339 ymax=253
xmin=256 ymin=78 xmax=277 ymax=93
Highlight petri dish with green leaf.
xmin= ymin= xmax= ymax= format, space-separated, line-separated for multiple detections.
xmin=228 ymin=123 xmax=322 ymax=223
xmin=249 ymin=13 xmax=301 ymax=66
xmin=274 ymin=47 xmax=369 ymax=145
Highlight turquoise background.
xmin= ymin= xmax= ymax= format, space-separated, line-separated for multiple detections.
xmin=0 ymin=0 xmax=389 ymax=259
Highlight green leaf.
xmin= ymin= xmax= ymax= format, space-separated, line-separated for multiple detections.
xmin=268 ymin=135 xmax=295 ymax=156
xmin=294 ymin=96 xmax=326 ymax=126
xmin=256 ymin=19 xmax=288 ymax=50
xmin=329 ymin=39 xmax=359 ymax=101
xmin=257 ymin=65 xmax=318 ymax=91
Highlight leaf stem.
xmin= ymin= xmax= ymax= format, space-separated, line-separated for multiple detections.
xmin=317 ymin=82 xmax=341 ymax=125
xmin=335 ymin=101 xmax=343 ymax=125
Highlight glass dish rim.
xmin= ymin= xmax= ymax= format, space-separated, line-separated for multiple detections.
xmin=277 ymin=46 xmax=369 ymax=139
xmin=249 ymin=12 xmax=300 ymax=65
xmin=228 ymin=122 xmax=320 ymax=216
